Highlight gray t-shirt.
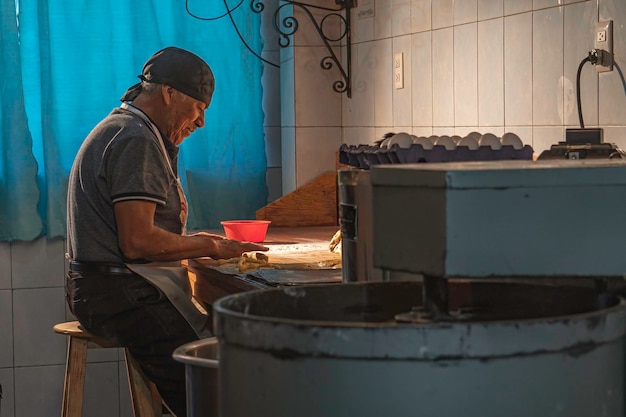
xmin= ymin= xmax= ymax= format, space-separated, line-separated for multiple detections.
xmin=67 ymin=107 xmax=184 ymax=263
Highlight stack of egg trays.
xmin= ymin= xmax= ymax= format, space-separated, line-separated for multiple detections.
xmin=338 ymin=143 xmax=534 ymax=169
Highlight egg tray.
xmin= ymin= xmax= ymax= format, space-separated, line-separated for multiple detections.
xmin=338 ymin=143 xmax=534 ymax=169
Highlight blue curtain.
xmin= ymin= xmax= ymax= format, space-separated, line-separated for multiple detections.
xmin=0 ymin=0 xmax=42 ymax=240
xmin=0 ymin=0 xmax=268 ymax=241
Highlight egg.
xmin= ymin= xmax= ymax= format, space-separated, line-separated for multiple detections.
xmin=434 ymin=136 xmax=456 ymax=150
xmin=501 ymin=132 xmax=523 ymax=150
xmin=478 ymin=133 xmax=501 ymax=150
xmin=387 ymin=132 xmax=413 ymax=149
xmin=413 ymin=136 xmax=434 ymax=150
xmin=457 ymin=136 xmax=479 ymax=150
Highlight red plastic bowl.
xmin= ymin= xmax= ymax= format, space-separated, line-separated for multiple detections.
xmin=221 ymin=220 xmax=271 ymax=243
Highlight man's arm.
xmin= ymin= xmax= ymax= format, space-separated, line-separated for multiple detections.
xmin=114 ymin=200 xmax=266 ymax=262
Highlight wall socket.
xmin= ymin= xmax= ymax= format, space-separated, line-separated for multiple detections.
xmin=595 ymin=20 xmax=613 ymax=72
xmin=394 ymin=52 xmax=404 ymax=89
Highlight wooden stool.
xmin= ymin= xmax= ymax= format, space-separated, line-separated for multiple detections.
xmin=53 ymin=321 xmax=164 ymax=417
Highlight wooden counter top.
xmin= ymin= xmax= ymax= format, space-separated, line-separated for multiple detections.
xmin=186 ymin=225 xmax=342 ymax=305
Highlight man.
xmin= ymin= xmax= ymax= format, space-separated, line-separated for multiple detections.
xmin=66 ymin=46 xmax=267 ymax=417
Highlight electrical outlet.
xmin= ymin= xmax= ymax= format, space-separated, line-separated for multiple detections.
xmin=595 ymin=20 xmax=613 ymax=72
xmin=394 ymin=52 xmax=404 ymax=89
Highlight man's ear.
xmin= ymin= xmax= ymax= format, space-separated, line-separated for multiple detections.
xmin=161 ymin=85 xmax=175 ymax=105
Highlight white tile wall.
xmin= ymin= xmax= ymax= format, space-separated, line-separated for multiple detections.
xmin=533 ymin=0 xmax=561 ymax=11
xmin=504 ymin=12 xmax=533 ymax=126
xmin=599 ymin=0 xmax=626 ymax=125
xmin=504 ymin=0 xmax=532 ymax=15
xmin=80 ymin=362 xmax=121 ymax=417
xmin=603 ymin=127 xmax=626 ymax=151
xmin=533 ymin=126 xmax=565 ymax=155
xmin=280 ymin=46 xmax=296 ymax=129
xmin=265 ymin=126 xmax=282 ymax=168
xmin=532 ymin=7 xmax=564 ymax=126
xmin=353 ymin=4 xmax=374 ymax=43
xmin=343 ymin=126 xmax=377 ymax=145
xmin=432 ymin=27 xmax=454 ymax=126
xmin=345 ymin=41 xmax=376 ymax=127
xmin=14 ymin=365 xmax=64 ymax=417
xmin=13 ymin=288 xmax=66 ymax=367
xmin=11 ymin=238 xmax=65 ymax=289
xmin=478 ymin=0 xmax=504 ymax=21
xmin=295 ymin=126 xmax=342 ymax=186
xmin=393 ymin=0 xmax=413 ymax=37
xmin=0 ymin=243 xmax=10 ymax=290
xmin=294 ymin=47 xmax=342 ymax=127
xmin=373 ymin=39 xmax=394 ymax=127
xmin=261 ymin=45 xmax=282 ymax=202
xmin=262 ymin=51 xmax=282 ymax=128
xmin=0 ymin=368 xmax=14 ymax=417
xmin=342 ymin=0 xmax=626 ymax=153
xmin=432 ymin=0 xmax=454 ymax=29
xmin=411 ymin=0 xmax=432 ymax=33
xmin=374 ymin=0 xmax=393 ymax=39
xmin=563 ymin=1 xmax=598 ymax=127
xmin=411 ymin=31 xmax=433 ymax=126
xmin=454 ymin=0 xmax=478 ymax=25
xmin=265 ymin=167 xmax=283 ymax=203
xmin=478 ymin=18 xmax=504 ymax=126
xmin=392 ymin=35 xmax=414 ymax=128
xmin=292 ymin=0 xmax=340 ymax=47
xmin=0 ymin=290 xmax=12 ymax=368
xmin=281 ymin=126 xmax=296 ymax=194
xmin=454 ymin=23 xmax=478 ymax=127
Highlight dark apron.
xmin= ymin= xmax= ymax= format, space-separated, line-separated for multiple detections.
xmin=126 ymin=263 xmax=212 ymax=338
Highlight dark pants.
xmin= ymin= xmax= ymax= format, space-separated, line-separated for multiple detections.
xmin=66 ymin=270 xmax=202 ymax=417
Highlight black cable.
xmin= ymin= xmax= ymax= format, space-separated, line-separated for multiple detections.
xmin=576 ymin=55 xmax=591 ymax=128
xmin=184 ymin=0 xmax=280 ymax=68
xmin=221 ymin=0 xmax=280 ymax=68
xmin=576 ymin=50 xmax=601 ymax=129
xmin=185 ymin=0 xmax=245 ymax=21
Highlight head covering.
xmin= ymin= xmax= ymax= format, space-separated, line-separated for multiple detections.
xmin=120 ymin=46 xmax=215 ymax=106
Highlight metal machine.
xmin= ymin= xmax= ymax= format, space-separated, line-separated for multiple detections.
xmin=368 ymin=159 xmax=626 ymax=320
xmin=211 ymin=159 xmax=626 ymax=417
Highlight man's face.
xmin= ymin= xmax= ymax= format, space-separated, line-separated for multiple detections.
xmin=165 ymin=88 xmax=209 ymax=145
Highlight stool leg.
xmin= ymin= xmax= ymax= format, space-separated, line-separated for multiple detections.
xmin=124 ymin=349 xmax=163 ymax=417
xmin=61 ymin=337 xmax=88 ymax=417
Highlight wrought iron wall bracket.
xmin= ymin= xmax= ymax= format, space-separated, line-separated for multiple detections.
xmin=252 ymin=0 xmax=354 ymax=98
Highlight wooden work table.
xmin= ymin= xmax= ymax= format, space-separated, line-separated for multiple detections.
xmin=186 ymin=225 xmax=342 ymax=306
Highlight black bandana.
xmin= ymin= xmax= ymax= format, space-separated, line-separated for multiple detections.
xmin=120 ymin=46 xmax=215 ymax=106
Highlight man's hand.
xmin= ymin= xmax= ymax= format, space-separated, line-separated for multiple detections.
xmin=210 ymin=239 xmax=268 ymax=260
xmin=191 ymin=231 xmax=226 ymax=240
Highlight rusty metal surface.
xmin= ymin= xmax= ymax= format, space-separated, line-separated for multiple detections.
xmin=214 ymin=280 xmax=626 ymax=360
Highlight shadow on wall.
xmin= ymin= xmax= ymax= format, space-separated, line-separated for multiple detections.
xmin=615 ymin=63 xmax=626 ymax=97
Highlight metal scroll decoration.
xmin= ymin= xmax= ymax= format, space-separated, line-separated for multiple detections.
xmin=251 ymin=0 xmax=354 ymax=98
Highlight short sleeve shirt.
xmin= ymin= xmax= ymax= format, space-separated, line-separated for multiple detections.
xmin=67 ymin=107 xmax=184 ymax=263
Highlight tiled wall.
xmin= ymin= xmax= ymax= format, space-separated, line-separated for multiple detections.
xmin=280 ymin=0 xmax=344 ymax=193
xmin=262 ymin=8 xmax=284 ymax=203
xmin=0 ymin=238 xmax=139 ymax=417
xmin=343 ymin=0 xmax=626 ymax=156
